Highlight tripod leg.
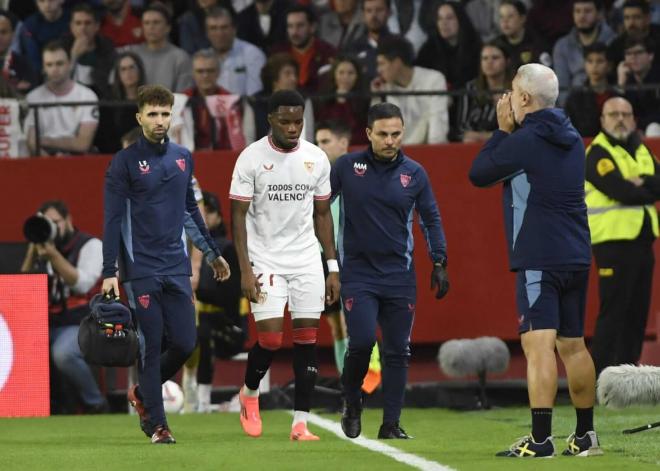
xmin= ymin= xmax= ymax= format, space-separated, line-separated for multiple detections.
xmin=623 ymin=421 xmax=660 ymax=434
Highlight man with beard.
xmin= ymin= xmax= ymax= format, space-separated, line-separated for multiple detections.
xmin=21 ymin=200 xmax=106 ymax=414
xmin=103 ymin=85 xmax=230 ymax=443
xmin=553 ymin=0 xmax=614 ymax=105
xmin=607 ymin=0 xmax=660 ymax=71
xmin=586 ymin=97 xmax=660 ymax=374
xmin=345 ymin=0 xmax=392 ymax=82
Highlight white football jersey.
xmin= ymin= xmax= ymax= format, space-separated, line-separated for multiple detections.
xmin=229 ymin=135 xmax=331 ymax=273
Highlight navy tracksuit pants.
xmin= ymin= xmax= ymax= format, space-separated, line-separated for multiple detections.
xmin=124 ymin=275 xmax=196 ymax=429
xmin=341 ymin=282 xmax=416 ymax=424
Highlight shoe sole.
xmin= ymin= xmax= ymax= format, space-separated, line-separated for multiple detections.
xmin=572 ymin=447 xmax=604 ymax=457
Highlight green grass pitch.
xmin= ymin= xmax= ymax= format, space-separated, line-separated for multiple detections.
xmin=1 ymin=406 xmax=659 ymax=470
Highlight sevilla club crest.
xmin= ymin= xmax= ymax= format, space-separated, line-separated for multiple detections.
xmin=400 ymin=174 xmax=411 ymax=188
xmin=304 ymin=161 xmax=314 ymax=173
xmin=176 ymin=158 xmax=186 ymax=172
xmin=344 ymin=298 xmax=353 ymax=312
xmin=138 ymin=294 xmax=150 ymax=309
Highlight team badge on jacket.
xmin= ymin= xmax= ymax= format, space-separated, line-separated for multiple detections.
xmin=138 ymin=294 xmax=150 ymax=309
xmin=400 ymin=174 xmax=411 ymax=187
xmin=139 ymin=160 xmax=150 ymax=174
xmin=176 ymin=159 xmax=186 ymax=172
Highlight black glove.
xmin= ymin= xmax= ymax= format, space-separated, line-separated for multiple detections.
xmin=431 ymin=262 xmax=449 ymax=299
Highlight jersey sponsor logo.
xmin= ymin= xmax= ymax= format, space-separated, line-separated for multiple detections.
xmin=138 ymin=294 xmax=150 ymax=309
xmin=176 ymin=158 xmax=186 ymax=172
xmin=304 ymin=161 xmax=314 ymax=173
xmin=344 ymin=297 xmax=353 ymax=311
xmin=353 ymin=162 xmax=367 ymax=176
xmin=400 ymin=174 xmax=411 ymax=187
xmin=263 ymin=163 xmax=274 ymax=171
xmin=138 ymin=160 xmax=150 ymax=175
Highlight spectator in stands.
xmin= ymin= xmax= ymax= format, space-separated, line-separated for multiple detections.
xmin=345 ymin=0 xmax=392 ymax=82
xmin=19 ymin=0 xmax=71 ymax=74
xmin=315 ymin=55 xmax=369 ymax=145
xmin=386 ymin=0 xmax=436 ymax=55
xmin=182 ymin=49 xmax=254 ymax=150
xmin=371 ymin=35 xmax=448 ymax=144
xmin=526 ymin=0 xmax=574 ymax=46
xmin=100 ymin=0 xmax=143 ymax=48
xmin=205 ymin=6 xmax=266 ymax=96
xmin=416 ymin=1 xmax=481 ymax=90
xmin=96 ymin=51 xmax=145 ymax=153
xmin=566 ymin=42 xmax=619 ymax=138
xmin=318 ymin=0 xmax=365 ymax=51
xmin=272 ymin=4 xmax=336 ymax=94
xmin=608 ymin=0 xmax=660 ymax=71
xmin=553 ymin=0 xmax=615 ymax=106
xmin=25 ymin=41 xmax=99 ymax=156
xmin=455 ymin=42 xmax=513 ymax=142
xmin=129 ymin=2 xmax=193 ymax=92
xmin=0 ymin=10 xmax=37 ymax=96
xmin=252 ymin=52 xmax=315 ymax=141
xmin=465 ymin=0 xmax=528 ymax=43
xmin=178 ymin=0 xmax=237 ymax=55
xmin=20 ymin=200 xmax=106 ymax=414
xmin=617 ymin=37 xmax=660 ymax=131
xmin=236 ymin=0 xmax=290 ymax=54
xmin=494 ymin=0 xmax=551 ymax=71
xmin=62 ymin=4 xmax=116 ymax=98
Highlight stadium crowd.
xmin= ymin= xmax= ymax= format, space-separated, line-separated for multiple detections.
xmin=3 ymin=0 xmax=660 ymax=156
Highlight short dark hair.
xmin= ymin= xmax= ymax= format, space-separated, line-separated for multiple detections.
xmin=573 ymin=0 xmax=603 ymax=9
xmin=0 ymin=9 xmax=18 ymax=30
xmin=624 ymin=36 xmax=655 ymax=53
xmin=205 ymin=5 xmax=235 ymax=26
xmin=583 ymin=41 xmax=608 ymax=59
xmin=376 ymin=35 xmax=414 ymax=67
xmin=623 ymin=0 xmax=650 ymax=14
xmin=39 ymin=200 xmax=69 ymax=219
xmin=500 ymin=0 xmax=527 ymax=16
xmin=286 ymin=4 xmax=316 ymax=24
xmin=43 ymin=40 xmax=70 ymax=60
xmin=142 ymin=1 xmax=172 ymax=25
xmin=121 ymin=127 xmax=143 ymax=147
xmin=71 ymin=3 xmax=100 ymax=22
xmin=268 ymin=89 xmax=305 ymax=114
xmin=367 ymin=102 xmax=404 ymax=128
xmin=316 ymin=119 xmax=352 ymax=139
xmin=261 ymin=53 xmax=299 ymax=92
xmin=136 ymin=85 xmax=174 ymax=111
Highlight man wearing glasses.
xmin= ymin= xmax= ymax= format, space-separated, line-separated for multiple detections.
xmin=586 ymin=96 xmax=660 ymax=374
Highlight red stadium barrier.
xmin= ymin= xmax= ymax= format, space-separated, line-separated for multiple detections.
xmin=0 ymin=275 xmax=49 ymax=417
xmin=0 ymin=142 xmax=659 ymax=349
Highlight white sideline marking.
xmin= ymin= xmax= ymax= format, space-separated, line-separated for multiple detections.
xmin=303 ymin=412 xmax=456 ymax=471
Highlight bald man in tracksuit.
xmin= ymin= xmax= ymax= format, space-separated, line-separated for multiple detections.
xmin=332 ymin=103 xmax=449 ymax=440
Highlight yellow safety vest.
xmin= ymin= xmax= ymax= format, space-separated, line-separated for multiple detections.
xmin=585 ymin=132 xmax=659 ymax=244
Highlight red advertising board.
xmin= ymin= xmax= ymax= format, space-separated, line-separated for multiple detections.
xmin=0 ymin=275 xmax=50 ymax=417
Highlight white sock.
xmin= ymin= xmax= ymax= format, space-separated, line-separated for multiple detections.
xmin=242 ymin=385 xmax=259 ymax=397
xmin=197 ymin=383 xmax=212 ymax=412
xmin=292 ymin=410 xmax=309 ymax=427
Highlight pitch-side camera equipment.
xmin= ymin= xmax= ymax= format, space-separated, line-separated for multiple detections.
xmin=23 ymin=214 xmax=57 ymax=243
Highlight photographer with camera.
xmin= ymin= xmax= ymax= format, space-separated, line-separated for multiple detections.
xmin=21 ymin=200 xmax=107 ymax=414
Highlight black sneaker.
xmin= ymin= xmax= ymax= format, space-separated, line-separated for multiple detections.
xmin=496 ymin=435 xmax=555 ymax=458
xmin=341 ymin=400 xmax=362 ymax=438
xmin=151 ymin=425 xmax=176 ymax=444
xmin=378 ymin=422 xmax=412 ymax=439
xmin=562 ymin=431 xmax=603 ymax=457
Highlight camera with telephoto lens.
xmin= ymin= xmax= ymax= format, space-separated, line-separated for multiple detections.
xmin=23 ymin=213 xmax=58 ymax=243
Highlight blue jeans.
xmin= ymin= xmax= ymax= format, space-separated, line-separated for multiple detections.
xmin=50 ymin=325 xmax=105 ymax=407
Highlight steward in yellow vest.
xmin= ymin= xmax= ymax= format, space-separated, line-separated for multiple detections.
xmin=585 ymin=97 xmax=660 ymax=375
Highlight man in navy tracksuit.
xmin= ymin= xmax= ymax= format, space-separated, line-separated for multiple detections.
xmin=332 ymin=103 xmax=449 ymax=440
xmin=470 ymin=64 xmax=601 ymax=458
xmin=102 ymin=85 xmax=229 ymax=444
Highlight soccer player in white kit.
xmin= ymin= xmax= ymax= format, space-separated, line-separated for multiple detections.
xmin=230 ymin=90 xmax=340 ymax=440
